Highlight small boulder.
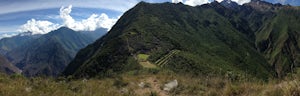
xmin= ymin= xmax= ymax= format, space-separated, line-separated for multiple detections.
xmin=163 ymin=80 xmax=178 ymax=91
xmin=120 ymin=88 xmax=128 ymax=94
xmin=82 ymin=78 xmax=87 ymax=83
xmin=25 ymin=87 xmax=32 ymax=92
xmin=138 ymin=82 xmax=145 ymax=88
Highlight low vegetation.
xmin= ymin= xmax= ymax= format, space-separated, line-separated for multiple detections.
xmin=1 ymin=69 xmax=300 ymax=96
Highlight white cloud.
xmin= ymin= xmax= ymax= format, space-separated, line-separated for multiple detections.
xmin=216 ymin=0 xmax=251 ymax=5
xmin=18 ymin=5 xmax=118 ymax=34
xmin=96 ymin=13 xmax=119 ymax=30
xmin=18 ymin=19 xmax=60 ymax=34
xmin=60 ymin=5 xmax=76 ymax=29
xmin=0 ymin=33 xmax=18 ymax=40
xmin=174 ymin=0 xmax=251 ymax=6
xmin=172 ymin=0 xmax=183 ymax=3
xmin=60 ymin=5 xmax=118 ymax=31
xmin=232 ymin=0 xmax=251 ymax=5
xmin=184 ymin=0 xmax=210 ymax=6
xmin=216 ymin=0 xmax=223 ymax=2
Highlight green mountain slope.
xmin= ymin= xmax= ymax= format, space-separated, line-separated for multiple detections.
xmin=7 ymin=27 xmax=98 ymax=76
xmin=64 ymin=1 xmax=300 ymax=80
xmin=0 ymin=54 xmax=21 ymax=74
xmin=0 ymin=33 xmax=40 ymax=55
xmin=255 ymin=7 xmax=300 ymax=77
xmin=208 ymin=0 xmax=300 ymax=77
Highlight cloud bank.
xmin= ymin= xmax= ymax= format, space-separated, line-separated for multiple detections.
xmin=19 ymin=5 xmax=118 ymax=34
xmin=60 ymin=5 xmax=117 ymax=31
xmin=227 ymin=0 xmax=251 ymax=5
xmin=173 ymin=0 xmax=251 ymax=6
xmin=172 ymin=0 xmax=183 ymax=3
xmin=18 ymin=19 xmax=60 ymax=34
xmin=185 ymin=0 xmax=210 ymax=6
xmin=0 ymin=33 xmax=19 ymax=39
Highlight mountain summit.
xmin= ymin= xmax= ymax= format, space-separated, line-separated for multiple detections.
xmin=220 ymin=0 xmax=239 ymax=9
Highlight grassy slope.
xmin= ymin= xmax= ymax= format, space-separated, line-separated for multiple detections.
xmin=1 ymin=70 xmax=300 ymax=96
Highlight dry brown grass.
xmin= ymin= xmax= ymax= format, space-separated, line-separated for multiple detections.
xmin=0 ymin=72 xmax=300 ymax=96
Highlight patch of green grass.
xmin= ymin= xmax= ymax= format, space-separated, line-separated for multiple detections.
xmin=137 ymin=54 xmax=150 ymax=61
xmin=139 ymin=61 xmax=158 ymax=69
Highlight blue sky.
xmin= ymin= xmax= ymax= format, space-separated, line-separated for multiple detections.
xmin=0 ymin=0 xmax=299 ymax=34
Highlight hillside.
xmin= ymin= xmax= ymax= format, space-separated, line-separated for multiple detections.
xmin=255 ymin=6 xmax=300 ymax=77
xmin=1 ymin=71 xmax=300 ymax=96
xmin=0 ymin=32 xmax=40 ymax=55
xmin=6 ymin=27 xmax=100 ymax=76
xmin=0 ymin=55 xmax=21 ymax=74
xmin=63 ymin=0 xmax=300 ymax=80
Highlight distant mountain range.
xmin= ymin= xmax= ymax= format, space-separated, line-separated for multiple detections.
xmin=0 ymin=27 xmax=106 ymax=76
xmin=63 ymin=0 xmax=300 ymax=80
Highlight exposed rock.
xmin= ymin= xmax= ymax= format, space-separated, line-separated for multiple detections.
xmin=25 ymin=87 xmax=32 ymax=92
xmin=120 ymin=88 xmax=128 ymax=94
xmin=138 ymin=82 xmax=145 ymax=88
xmin=82 ymin=78 xmax=87 ymax=83
xmin=163 ymin=80 xmax=178 ymax=91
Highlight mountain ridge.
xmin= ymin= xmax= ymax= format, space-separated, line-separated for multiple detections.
xmin=0 ymin=33 xmax=41 ymax=55
xmin=6 ymin=27 xmax=104 ymax=76
xmin=62 ymin=0 xmax=300 ymax=79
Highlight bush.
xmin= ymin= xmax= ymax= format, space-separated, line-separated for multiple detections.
xmin=113 ymin=78 xmax=128 ymax=88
